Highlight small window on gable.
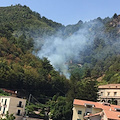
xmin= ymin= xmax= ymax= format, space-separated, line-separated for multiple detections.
xmin=78 ymin=110 xmax=82 ymax=114
xmin=84 ymin=103 xmax=95 ymax=108
xmin=87 ymin=105 xmax=92 ymax=108
xmin=102 ymin=102 xmax=110 ymax=106
xmin=115 ymin=108 xmax=120 ymax=112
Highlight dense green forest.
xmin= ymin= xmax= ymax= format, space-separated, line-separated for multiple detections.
xmin=0 ymin=4 xmax=120 ymax=120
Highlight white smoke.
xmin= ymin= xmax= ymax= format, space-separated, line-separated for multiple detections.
xmin=35 ymin=20 xmax=104 ymax=79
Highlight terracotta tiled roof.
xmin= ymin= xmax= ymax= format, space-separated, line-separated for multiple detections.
xmin=2 ymin=88 xmax=16 ymax=94
xmin=104 ymin=110 xmax=120 ymax=120
xmin=73 ymin=99 xmax=102 ymax=109
xmin=74 ymin=99 xmax=120 ymax=110
xmin=74 ymin=99 xmax=120 ymax=120
xmin=98 ymin=84 xmax=120 ymax=89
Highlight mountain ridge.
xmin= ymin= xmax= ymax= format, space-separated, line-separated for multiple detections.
xmin=0 ymin=4 xmax=120 ymax=120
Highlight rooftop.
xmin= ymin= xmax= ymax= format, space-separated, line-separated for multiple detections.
xmin=73 ymin=99 xmax=120 ymax=120
xmin=1 ymin=88 xmax=17 ymax=94
xmin=104 ymin=109 xmax=120 ymax=120
xmin=98 ymin=84 xmax=120 ymax=89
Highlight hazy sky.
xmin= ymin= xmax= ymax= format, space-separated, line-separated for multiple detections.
xmin=1 ymin=0 xmax=120 ymax=25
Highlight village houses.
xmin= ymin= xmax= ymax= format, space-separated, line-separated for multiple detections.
xmin=72 ymin=84 xmax=120 ymax=120
xmin=0 ymin=89 xmax=26 ymax=120
xmin=98 ymin=84 xmax=120 ymax=105
xmin=72 ymin=99 xmax=120 ymax=120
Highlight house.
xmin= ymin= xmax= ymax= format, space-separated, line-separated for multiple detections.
xmin=1 ymin=88 xmax=17 ymax=97
xmin=72 ymin=99 xmax=120 ymax=120
xmin=0 ymin=96 xmax=26 ymax=120
xmin=98 ymin=84 xmax=120 ymax=105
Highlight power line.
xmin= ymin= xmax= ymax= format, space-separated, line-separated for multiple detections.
xmin=30 ymin=94 xmax=41 ymax=104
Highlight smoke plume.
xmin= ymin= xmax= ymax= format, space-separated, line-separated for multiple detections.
xmin=35 ymin=20 xmax=104 ymax=79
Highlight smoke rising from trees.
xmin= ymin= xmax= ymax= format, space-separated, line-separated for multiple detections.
xmin=35 ymin=20 xmax=105 ymax=78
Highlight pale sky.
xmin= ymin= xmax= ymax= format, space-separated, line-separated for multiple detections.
xmin=1 ymin=0 xmax=120 ymax=25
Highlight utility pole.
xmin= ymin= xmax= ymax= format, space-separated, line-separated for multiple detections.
xmin=25 ymin=94 xmax=32 ymax=117
xmin=28 ymin=94 xmax=32 ymax=106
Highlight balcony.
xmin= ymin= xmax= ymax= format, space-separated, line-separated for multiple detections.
xmin=84 ymin=112 xmax=91 ymax=116
xmin=17 ymin=104 xmax=23 ymax=108
xmin=16 ymin=113 xmax=22 ymax=116
xmin=3 ymin=104 xmax=7 ymax=107
xmin=99 ymin=96 xmax=120 ymax=99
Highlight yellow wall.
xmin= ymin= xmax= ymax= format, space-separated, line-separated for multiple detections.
xmin=72 ymin=105 xmax=85 ymax=120
xmin=72 ymin=105 xmax=102 ymax=120
xmin=92 ymin=107 xmax=102 ymax=114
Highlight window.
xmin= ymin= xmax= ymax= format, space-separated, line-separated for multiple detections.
xmin=0 ymin=107 xmax=1 ymax=111
xmin=101 ymin=100 xmax=105 ymax=102
xmin=115 ymin=108 xmax=120 ymax=112
xmin=18 ymin=101 xmax=22 ymax=107
xmin=114 ymin=92 xmax=117 ymax=96
xmin=108 ymin=100 xmax=111 ymax=103
xmin=101 ymin=92 xmax=103 ymax=96
xmin=114 ymin=100 xmax=118 ymax=105
xmin=2 ymin=99 xmax=3 ymax=102
xmin=3 ymin=107 xmax=5 ymax=114
xmin=77 ymin=119 xmax=81 ymax=120
xmin=78 ymin=110 xmax=82 ymax=114
xmin=102 ymin=102 xmax=110 ymax=106
xmin=17 ymin=110 xmax=21 ymax=116
xmin=87 ymin=105 xmax=92 ymax=108
xmin=4 ymin=99 xmax=7 ymax=105
xmin=107 ymin=92 xmax=110 ymax=96
xmin=84 ymin=103 xmax=94 ymax=108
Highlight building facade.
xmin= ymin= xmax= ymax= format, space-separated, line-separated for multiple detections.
xmin=98 ymin=84 xmax=120 ymax=105
xmin=72 ymin=99 xmax=102 ymax=120
xmin=72 ymin=99 xmax=120 ymax=120
xmin=0 ymin=96 xmax=26 ymax=120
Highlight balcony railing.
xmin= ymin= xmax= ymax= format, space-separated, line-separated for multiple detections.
xmin=99 ymin=96 xmax=120 ymax=99
xmin=17 ymin=104 xmax=23 ymax=108
xmin=16 ymin=113 xmax=22 ymax=116
xmin=84 ymin=112 xmax=91 ymax=116
xmin=3 ymin=104 xmax=7 ymax=107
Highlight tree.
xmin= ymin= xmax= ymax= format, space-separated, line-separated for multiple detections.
xmin=41 ymin=58 xmax=53 ymax=74
xmin=1 ymin=111 xmax=15 ymax=120
xmin=113 ymin=13 xmax=118 ymax=19
xmin=16 ymin=34 xmax=33 ymax=52
xmin=81 ymin=80 xmax=98 ymax=101
xmin=48 ymin=96 xmax=72 ymax=120
xmin=67 ymin=76 xmax=98 ymax=102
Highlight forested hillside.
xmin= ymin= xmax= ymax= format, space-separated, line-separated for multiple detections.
xmin=0 ymin=4 xmax=120 ymax=120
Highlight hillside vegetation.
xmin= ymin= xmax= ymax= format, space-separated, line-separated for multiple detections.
xmin=0 ymin=4 xmax=120 ymax=120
